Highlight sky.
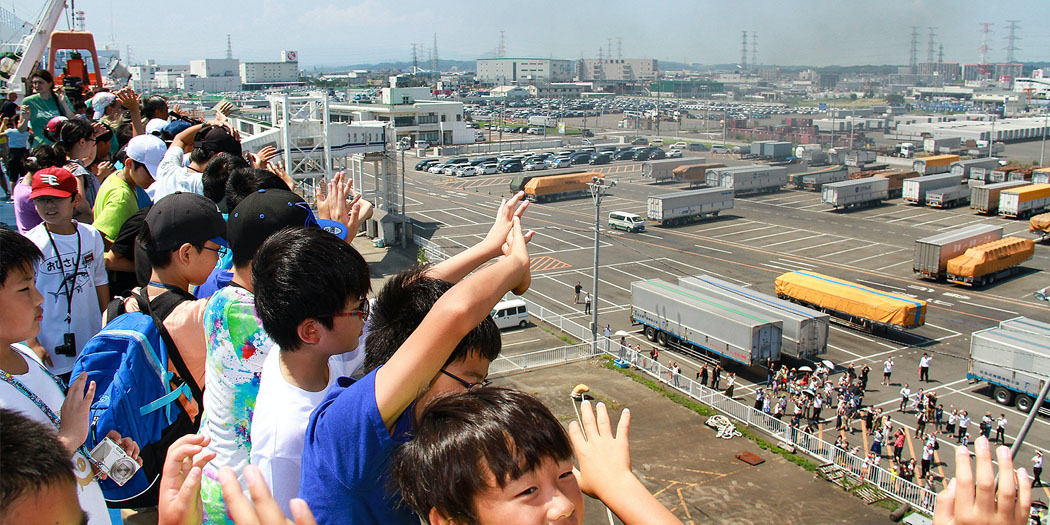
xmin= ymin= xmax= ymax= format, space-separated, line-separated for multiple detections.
xmin=9 ymin=0 xmax=1050 ymax=69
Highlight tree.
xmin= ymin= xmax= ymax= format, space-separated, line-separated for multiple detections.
xmin=886 ymin=94 xmax=905 ymax=105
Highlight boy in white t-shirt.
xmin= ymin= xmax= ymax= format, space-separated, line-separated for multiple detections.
xmin=23 ymin=166 xmax=108 ymax=378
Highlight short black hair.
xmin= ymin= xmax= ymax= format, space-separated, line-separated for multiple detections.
xmin=0 ymin=408 xmax=77 ymax=512
xmin=391 ymin=388 xmax=573 ymax=524
xmin=225 ymin=167 xmax=287 ymax=211
xmin=253 ymin=227 xmax=370 ymax=352
xmin=1 ymin=227 xmax=43 ymax=285
xmin=142 ymin=95 xmax=168 ymax=120
xmin=137 ymin=222 xmax=202 ymax=270
xmin=189 ymin=141 xmax=213 ymax=166
xmin=202 ymin=153 xmax=248 ymax=205
xmin=363 ymin=267 xmax=501 ymax=373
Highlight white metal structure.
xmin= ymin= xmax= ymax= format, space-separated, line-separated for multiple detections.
xmin=4 ymin=0 xmax=66 ymax=95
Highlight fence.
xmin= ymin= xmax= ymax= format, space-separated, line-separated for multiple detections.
xmin=432 ymin=138 xmax=566 ymax=156
xmin=412 ymin=234 xmax=446 ymax=263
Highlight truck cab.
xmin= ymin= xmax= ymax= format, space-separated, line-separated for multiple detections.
xmin=898 ymin=142 xmax=915 ymax=158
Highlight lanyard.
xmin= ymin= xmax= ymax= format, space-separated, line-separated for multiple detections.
xmin=44 ymin=224 xmax=81 ymax=326
xmin=0 ymin=353 xmax=105 ymax=474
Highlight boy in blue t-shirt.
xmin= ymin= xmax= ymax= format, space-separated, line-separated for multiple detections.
xmin=298 ymin=193 xmax=532 ymax=525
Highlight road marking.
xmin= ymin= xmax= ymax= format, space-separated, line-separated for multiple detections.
xmin=763 ymin=234 xmax=824 ymax=248
xmin=739 ymin=230 xmax=795 ymax=243
xmin=819 ymin=245 xmax=865 ymax=259
xmin=639 ymin=233 xmax=662 ymax=240
xmin=529 ymin=256 xmax=572 ymax=273
xmin=761 ymin=262 xmax=796 ymax=272
xmin=695 ymin=220 xmax=758 ymax=232
xmin=694 ymin=244 xmax=733 ymax=254
xmin=887 ymin=210 xmax=938 ymax=223
xmin=502 ymin=338 xmax=541 ymax=347
xmin=846 ymin=249 xmax=906 ymax=265
xmin=856 ymin=279 xmax=906 ymax=291
xmin=778 ymin=257 xmax=816 ymax=268
xmin=875 ymin=259 xmax=913 ymax=272
xmin=958 ymin=301 xmax=1019 ymax=315
xmin=785 ymin=238 xmax=850 ymax=253
xmin=712 ymin=225 xmax=777 ymax=238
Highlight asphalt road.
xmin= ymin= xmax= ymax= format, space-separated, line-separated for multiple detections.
xmin=400 ymin=149 xmax=1050 ymax=494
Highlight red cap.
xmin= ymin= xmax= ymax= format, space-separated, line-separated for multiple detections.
xmin=30 ymin=167 xmax=78 ymax=199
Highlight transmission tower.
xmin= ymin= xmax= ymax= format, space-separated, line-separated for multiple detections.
xmin=226 ymin=34 xmax=233 ymax=59
xmin=938 ymin=43 xmax=944 ymax=63
xmin=979 ymin=23 xmax=993 ymax=76
xmin=740 ymin=31 xmax=748 ymax=72
xmin=497 ymin=30 xmax=506 ymax=58
xmin=617 ymin=37 xmax=622 ymax=59
xmin=1005 ymin=20 xmax=1020 ymax=62
xmin=927 ymin=27 xmax=936 ymax=63
xmin=751 ymin=31 xmax=758 ymax=71
xmin=606 ymin=38 xmax=612 ymax=62
xmin=909 ymin=26 xmax=918 ymax=71
xmin=410 ymin=43 xmax=419 ymax=74
xmin=431 ymin=33 xmax=439 ymax=78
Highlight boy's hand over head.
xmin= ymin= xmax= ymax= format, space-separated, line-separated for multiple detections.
xmin=57 ymin=372 xmax=95 ymax=457
xmin=253 ymin=146 xmax=279 ymax=170
xmin=933 ymin=437 xmax=1031 ymax=525
xmin=503 ymin=216 xmax=531 ymax=295
xmin=220 ymin=465 xmax=318 ymax=525
xmin=568 ymin=400 xmax=632 ymax=499
xmin=158 ymin=434 xmax=215 ymax=525
xmin=482 ymin=191 xmax=530 ymax=257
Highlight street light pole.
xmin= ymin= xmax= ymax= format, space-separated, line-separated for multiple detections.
xmin=588 ymin=177 xmax=616 ymax=352
xmin=1040 ymin=108 xmax=1048 ymax=167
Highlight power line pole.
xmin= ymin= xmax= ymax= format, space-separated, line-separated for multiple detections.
xmin=979 ymin=23 xmax=993 ymax=78
xmin=927 ymin=27 xmax=936 ymax=63
xmin=909 ymin=26 xmax=919 ymax=73
xmin=740 ymin=31 xmax=748 ymax=73
xmin=588 ymin=177 xmax=616 ymax=352
xmin=751 ymin=31 xmax=758 ymax=72
xmin=497 ymin=30 xmax=506 ymax=58
xmin=1005 ymin=20 xmax=1020 ymax=63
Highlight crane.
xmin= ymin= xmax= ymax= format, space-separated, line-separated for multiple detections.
xmin=4 ymin=0 xmax=69 ymax=97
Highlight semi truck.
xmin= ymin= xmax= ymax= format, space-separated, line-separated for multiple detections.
xmin=912 ymin=154 xmax=960 ymax=175
xmin=774 ymin=271 xmax=927 ymax=332
xmin=1030 ymin=212 xmax=1050 ymax=241
xmin=951 ymin=158 xmax=1001 ymax=180
xmin=856 ymin=169 xmax=920 ymax=199
xmin=522 ymin=172 xmax=603 ymax=203
xmin=677 ymin=274 xmax=829 ymax=359
xmin=788 ymin=165 xmax=849 ymax=191
xmin=967 ymin=317 xmax=1050 ymax=415
xmin=647 ymin=187 xmax=733 ymax=226
xmin=998 ymin=184 xmax=1050 ymax=219
xmin=630 ymin=279 xmax=782 ymax=366
xmin=822 ymin=177 xmax=890 ymax=209
xmin=925 ymin=184 xmax=971 ymax=208
xmin=912 ymin=224 xmax=1003 ymax=280
xmin=902 ymin=172 xmax=966 ymax=205
xmin=989 ymin=165 xmax=1033 ymax=183
xmin=706 ymin=165 xmax=788 ymax=195
xmin=1033 ymin=167 xmax=1050 ymax=185
xmin=671 ymin=162 xmax=726 ymax=186
xmin=945 ymin=237 xmax=1035 ymax=287
xmin=924 ymin=137 xmax=962 ymax=154
xmin=641 ymin=158 xmax=704 ymax=182
xmin=970 ymin=180 xmax=1029 ymax=215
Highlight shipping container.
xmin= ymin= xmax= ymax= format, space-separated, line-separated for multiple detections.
xmin=926 ymin=184 xmax=971 ymax=208
xmin=522 ymin=172 xmax=603 ymax=203
xmin=970 ymin=180 xmax=1030 ymax=214
xmin=912 ymin=224 xmax=1003 ymax=280
xmin=969 ymin=166 xmax=993 ymax=182
xmin=989 ymin=165 xmax=1033 ymax=184
xmin=641 ymin=158 xmax=705 ymax=182
xmin=844 ymin=150 xmax=878 ymax=167
xmin=671 ymin=162 xmax=726 ymax=186
xmin=946 ymin=237 xmax=1035 ymax=287
xmin=766 ymin=141 xmax=793 ymax=160
xmin=788 ymin=165 xmax=849 ymax=191
xmin=951 ymin=157 xmax=1001 ymax=179
xmin=968 ymin=317 xmax=1050 ymax=414
xmin=647 ymin=187 xmax=734 ymax=226
xmin=998 ymin=184 xmax=1050 ymax=219
xmin=1034 ymin=171 xmax=1049 ymax=185
xmin=677 ymin=274 xmax=829 ymax=359
xmin=924 ymin=136 xmax=962 ymax=153
xmin=706 ymin=165 xmax=788 ymax=195
xmin=795 ymin=143 xmax=821 ymax=158
xmin=822 ymin=177 xmax=890 ymax=209
xmin=902 ymin=172 xmax=966 ymax=204
xmin=913 ymin=154 xmax=961 ymax=175
xmin=630 ymin=279 xmax=782 ymax=366
xmin=774 ymin=271 xmax=927 ymax=331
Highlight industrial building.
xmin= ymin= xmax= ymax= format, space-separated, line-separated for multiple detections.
xmin=330 ymin=76 xmax=473 ymax=146
xmin=476 ymin=58 xmax=573 ymax=84
xmin=896 ymin=116 xmax=1050 ymax=143
xmin=576 ymin=58 xmax=657 ymax=82
xmin=240 ymin=51 xmax=301 ymax=87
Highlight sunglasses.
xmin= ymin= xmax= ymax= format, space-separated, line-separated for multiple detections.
xmin=328 ymin=298 xmax=370 ymax=321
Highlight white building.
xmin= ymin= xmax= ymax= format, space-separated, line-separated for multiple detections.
xmin=527 ymin=82 xmax=590 ymax=98
xmin=189 ymin=58 xmax=239 ymax=78
xmin=330 ymin=77 xmax=471 ymax=146
xmin=128 ymin=61 xmax=190 ymax=92
xmin=476 ymin=58 xmax=573 ymax=84
xmin=241 ymin=52 xmax=300 ymax=85
xmin=178 ymin=75 xmax=241 ymax=92
xmin=576 ymin=59 xmax=657 ymax=82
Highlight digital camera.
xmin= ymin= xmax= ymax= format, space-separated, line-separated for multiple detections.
xmin=54 ymin=333 xmax=76 ymax=357
xmin=89 ymin=437 xmax=140 ymax=486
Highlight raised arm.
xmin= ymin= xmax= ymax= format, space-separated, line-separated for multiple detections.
xmin=425 ymin=191 xmax=533 ymax=283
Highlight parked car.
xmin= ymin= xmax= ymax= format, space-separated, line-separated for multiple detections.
xmin=546 ymin=157 xmax=571 ymax=168
xmin=524 ymin=159 xmax=547 ymax=171
xmin=570 ymin=152 xmax=592 ymax=165
xmin=688 ymin=143 xmax=709 ymax=152
xmin=711 ymin=144 xmax=731 ymax=154
xmin=457 ymin=166 xmax=481 ymax=177
xmin=589 ymin=153 xmax=612 ymax=165
xmin=614 ymin=149 xmax=638 ymax=160
xmin=480 ymin=163 xmax=499 ymax=174
xmin=631 ymin=137 xmax=649 ymax=145
xmin=632 ymin=148 xmax=654 ymax=161
xmin=671 ymin=142 xmax=687 ymax=150
xmin=582 ymin=129 xmax=594 ymax=137
xmin=415 ymin=159 xmax=440 ymax=171
xmin=649 ymin=149 xmax=667 ymax=160
xmin=667 ymin=149 xmax=683 ymax=158
xmin=499 ymin=160 xmax=523 ymax=173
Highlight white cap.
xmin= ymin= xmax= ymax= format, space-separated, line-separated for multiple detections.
xmin=125 ymin=134 xmax=167 ymax=178
xmin=91 ymin=92 xmax=117 ymax=120
xmin=145 ymin=118 xmax=167 ymax=136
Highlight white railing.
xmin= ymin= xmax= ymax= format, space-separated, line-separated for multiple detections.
xmin=412 ymin=234 xmax=446 ymax=263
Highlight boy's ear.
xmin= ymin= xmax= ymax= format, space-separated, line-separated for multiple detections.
xmin=175 ymin=243 xmax=196 ymax=264
xmin=428 ymin=507 xmax=454 ymax=525
xmin=297 ymin=318 xmax=323 ymax=346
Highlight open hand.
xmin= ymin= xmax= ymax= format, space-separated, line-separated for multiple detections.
xmin=253 ymin=146 xmax=278 ymax=169
xmin=57 ymin=372 xmax=95 ymax=457
xmin=483 ymin=191 xmax=530 ymax=257
xmin=568 ymin=400 xmax=632 ymax=499
xmin=932 ymin=437 xmax=1031 ymax=525
xmin=158 ymin=434 xmax=216 ymax=525
xmin=219 ymin=465 xmax=317 ymax=525
xmin=504 ymin=216 xmax=531 ymax=295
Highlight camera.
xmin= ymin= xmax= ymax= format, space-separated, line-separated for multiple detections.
xmin=89 ymin=437 xmax=140 ymax=486
xmin=54 ymin=333 xmax=76 ymax=357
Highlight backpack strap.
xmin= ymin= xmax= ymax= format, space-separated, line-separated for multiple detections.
xmin=132 ymin=290 xmax=204 ymax=422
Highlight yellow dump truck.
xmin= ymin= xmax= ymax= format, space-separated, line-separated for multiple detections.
xmin=945 ymin=237 xmax=1036 ymax=287
xmin=774 ymin=271 xmax=927 ymax=331
xmin=522 ymin=172 xmax=604 ymax=203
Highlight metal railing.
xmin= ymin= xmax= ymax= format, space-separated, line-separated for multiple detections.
xmin=433 ymin=139 xmax=567 ymax=156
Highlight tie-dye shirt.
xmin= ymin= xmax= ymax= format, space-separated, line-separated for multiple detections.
xmin=198 ymin=285 xmax=277 ymax=524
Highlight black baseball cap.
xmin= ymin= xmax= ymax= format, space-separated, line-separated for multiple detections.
xmin=194 ymin=124 xmax=242 ymax=158
xmin=145 ymin=192 xmax=227 ymax=251
xmin=228 ymin=189 xmax=319 ymax=262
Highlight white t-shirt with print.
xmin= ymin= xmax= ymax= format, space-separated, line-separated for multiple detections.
xmin=152 ymin=145 xmax=204 ymax=202
xmin=0 ymin=344 xmax=110 ymax=525
xmin=250 ymin=349 xmax=355 ymax=516
xmin=25 ymin=221 xmax=107 ymax=375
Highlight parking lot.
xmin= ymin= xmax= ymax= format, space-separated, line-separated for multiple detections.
xmin=402 ymin=148 xmax=1050 ymax=498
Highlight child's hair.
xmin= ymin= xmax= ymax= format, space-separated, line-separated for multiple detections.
xmin=224 ymin=167 xmax=287 ymax=210
xmin=252 ymin=227 xmax=370 ymax=352
xmin=202 ymin=153 xmax=248 ymax=205
xmin=363 ymin=267 xmax=501 ymax=373
xmin=52 ymin=118 xmax=93 ymax=160
xmin=24 ymin=145 xmax=65 ymax=172
xmin=142 ymin=95 xmax=168 ymax=120
xmin=0 ymin=408 xmax=76 ymax=511
xmin=0 ymin=227 xmax=43 ymax=285
xmin=391 ymin=388 xmax=573 ymax=524
xmin=136 ymin=222 xmax=201 ymax=269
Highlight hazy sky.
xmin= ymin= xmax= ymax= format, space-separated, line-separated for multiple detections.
xmin=11 ymin=0 xmax=1050 ymax=68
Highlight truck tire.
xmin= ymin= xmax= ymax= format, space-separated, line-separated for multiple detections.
xmin=1015 ymin=395 xmax=1034 ymax=413
xmin=644 ymin=325 xmax=656 ymax=341
xmin=993 ymin=386 xmax=1014 ymax=406
xmin=657 ymin=330 xmax=668 ymax=347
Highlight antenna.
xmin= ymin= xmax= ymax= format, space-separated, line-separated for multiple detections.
xmin=740 ymin=31 xmax=748 ymax=72
xmin=927 ymin=27 xmax=936 ymax=63
xmin=431 ymin=33 xmax=439 ymax=78
xmin=410 ymin=43 xmax=419 ymax=74
xmin=1005 ymin=20 xmax=1020 ymax=63
xmin=617 ymin=37 xmax=622 ymax=59
xmin=606 ymin=38 xmax=612 ymax=62
xmin=979 ymin=22 xmax=993 ymax=77
xmin=909 ymin=26 xmax=918 ymax=71
xmin=497 ymin=30 xmax=506 ymax=58
xmin=938 ymin=43 xmax=944 ymax=63
xmin=226 ymin=34 xmax=232 ymax=59
xmin=751 ymin=31 xmax=757 ymax=71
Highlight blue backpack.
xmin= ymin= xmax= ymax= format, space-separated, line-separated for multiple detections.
xmin=71 ymin=290 xmax=202 ymax=508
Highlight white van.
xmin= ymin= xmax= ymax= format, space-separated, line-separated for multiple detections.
xmin=608 ymin=211 xmax=645 ymax=233
xmin=491 ymin=299 xmax=529 ymax=329
xmin=650 ymin=139 xmax=664 ymax=147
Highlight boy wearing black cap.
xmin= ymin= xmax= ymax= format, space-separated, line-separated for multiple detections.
xmin=24 ymin=166 xmax=109 ymax=377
